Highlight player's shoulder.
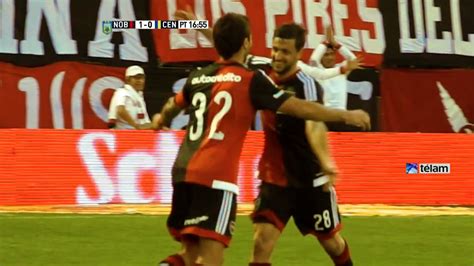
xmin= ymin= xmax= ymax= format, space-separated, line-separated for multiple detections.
xmin=194 ymin=61 xmax=255 ymax=76
xmin=188 ymin=62 xmax=220 ymax=78
xmin=295 ymin=70 xmax=318 ymax=85
xmin=246 ymin=55 xmax=272 ymax=71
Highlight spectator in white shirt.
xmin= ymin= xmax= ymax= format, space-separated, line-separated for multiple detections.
xmin=310 ymin=27 xmax=357 ymax=110
xmin=108 ymin=65 xmax=154 ymax=129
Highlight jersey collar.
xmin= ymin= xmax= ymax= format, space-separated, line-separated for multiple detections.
xmin=216 ymin=59 xmax=245 ymax=67
xmin=269 ymin=68 xmax=301 ymax=85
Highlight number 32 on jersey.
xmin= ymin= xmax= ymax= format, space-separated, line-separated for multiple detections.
xmin=189 ymin=91 xmax=232 ymax=141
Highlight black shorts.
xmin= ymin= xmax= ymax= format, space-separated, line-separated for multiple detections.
xmin=251 ymin=182 xmax=342 ymax=239
xmin=167 ymin=182 xmax=237 ymax=247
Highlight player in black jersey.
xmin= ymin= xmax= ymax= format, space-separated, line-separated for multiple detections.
xmin=249 ymin=24 xmax=354 ymax=266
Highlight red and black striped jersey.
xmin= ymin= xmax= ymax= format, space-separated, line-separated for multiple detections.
xmin=172 ymin=60 xmax=290 ymax=194
xmin=258 ymin=69 xmax=325 ymax=188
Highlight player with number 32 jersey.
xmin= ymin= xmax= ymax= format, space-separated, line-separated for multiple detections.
xmin=172 ymin=61 xmax=288 ymax=194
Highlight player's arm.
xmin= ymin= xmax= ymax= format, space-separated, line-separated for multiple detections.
xmin=155 ymin=96 xmax=185 ymax=129
xmin=305 ymin=121 xmax=337 ymax=190
xmin=156 ymin=75 xmax=193 ymax=129
xmin=175 ymin=6 xmax=213 ymax=42
xmin=136 ymin=120 xmax=154 ymax=130
xmin=278 ymin=98 xmax=370 ymax=130
xmin=250 ymin=71 xmax=371 ymax=130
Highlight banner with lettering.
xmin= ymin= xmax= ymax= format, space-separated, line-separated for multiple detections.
xmin=381 ymin=69 xmax=474 ymax=133
xmin=2 ymin=0 xmax=473 ymax=67
xmin=1 ymin=130 xmax=472 ymax=206
xmin=0 ymin=0 xmax=156 ymax=66
xmin=2 ymin=0 xmax=474 ymax=131
xmin=152 ymin=0 xmax=384 ymax=66
xmin=0 ymin=62 xmax=124 ymax=129
xmin=380 ymin=0 xmax=474 ymax=67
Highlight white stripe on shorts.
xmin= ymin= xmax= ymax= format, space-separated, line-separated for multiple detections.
xmin=329 ymin=186 xmax=340 ymax=226
xmin=215 ymin=191 xmax=233 ymax=235
xmin=220 ymin=191 xmax=233 ymax=234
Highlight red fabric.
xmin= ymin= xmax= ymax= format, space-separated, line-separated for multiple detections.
xmin=151 ymin=0 xmax=382 ymax=66
xmin=0 ymin=130 xmax=473 ymax=206
xmin=168 ymin=226 xmax=181 ymax=242
xmin=184 ymin=66 xmax=256 ymax=188
xmin=381 ymin=69 xmax=474 ymax=133
xmin=257 ymin=111 xmax=287 ymax=187
xmin=251 ymin=209 xmax=286 ymax=232
xmin=0 ymin=61 xmax=123 ymax=129
xmin=161 ymin=254 xmax=185 ymax=266
xmin=174 ymin=90 xmax=188 ymax=108
xmin=307 ymin=223 xmax=343 ymax=240
xmin=181 ymin=226 xmax=231 ymax=247
xmin=332 ymin=240 xmax=351 ymax=266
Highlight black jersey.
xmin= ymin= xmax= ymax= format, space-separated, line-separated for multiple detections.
xmin=258 ymin=69 xmax=325 ymax=188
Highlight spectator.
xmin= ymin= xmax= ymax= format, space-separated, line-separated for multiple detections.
xmin=108 ymin=65 xmax=153 ymax=129
xmin=311 ymin=27 xmax=365 ymax=131
xmin=310 ymin=26 xmax=357 ymax=110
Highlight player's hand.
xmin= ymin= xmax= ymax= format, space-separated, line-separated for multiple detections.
xmin=343 ymin=110 xmax=371 ymax=131
xmin=152 ymin=113 xmax=170 ymax=130
xmin=345 ymin=56 xmax=363 ymax=73
xmin=174 ymin=5 xmax=197 ymax=21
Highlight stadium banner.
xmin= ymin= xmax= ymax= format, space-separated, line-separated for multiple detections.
xmin=152 ymin=0 xmax=384 ymax=66
xmin=347 ymin=68 xmax=380 ymax=131
xmin=0 ymin=0 xmax=156 ymax=66
xmin=1 ymin=129 xmax=473 ymax=206
xmin=0 ymin=61 xmax=125 ymax=129
xmin=380 ymin=0 xmax=474 ymax=67
xmin=381 ymin=69 xmax=474 ymax=133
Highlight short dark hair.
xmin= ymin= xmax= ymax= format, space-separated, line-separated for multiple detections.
xmin=273 ymin=23 xmax=307 ymax=51
xmin=213 ymin=13 xmax=250 ymax=60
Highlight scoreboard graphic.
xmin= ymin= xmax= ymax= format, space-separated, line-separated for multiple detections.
xmin=102 ymin=20 xmax=209 ymax=34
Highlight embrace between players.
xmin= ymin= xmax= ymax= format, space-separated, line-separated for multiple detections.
xmin=154 ymin=9 xmax=369 ymax=266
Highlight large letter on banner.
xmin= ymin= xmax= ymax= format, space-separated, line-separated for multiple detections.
xmin=381 ymin=0 xmax=474 ymax=67
xmin=0 ymin=62 xmax=124 ymax=129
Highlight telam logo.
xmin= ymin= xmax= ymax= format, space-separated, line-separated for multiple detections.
xmin=419 ymin=163 xmax=451 ymax=174
xmin=406 ymin=163 xmax=418 ymax=174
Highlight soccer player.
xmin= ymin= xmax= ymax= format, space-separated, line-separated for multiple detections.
xmin=249 ymin=24 xmax=353 ymax=266
xmin=157 ymin=14 xmax=369 ymax=266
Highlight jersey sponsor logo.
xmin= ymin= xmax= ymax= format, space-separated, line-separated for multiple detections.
xmin=191 ymin=73 xmax=242 ymax=85
xmin=184 ymin=215 xmax=209 ymax=225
